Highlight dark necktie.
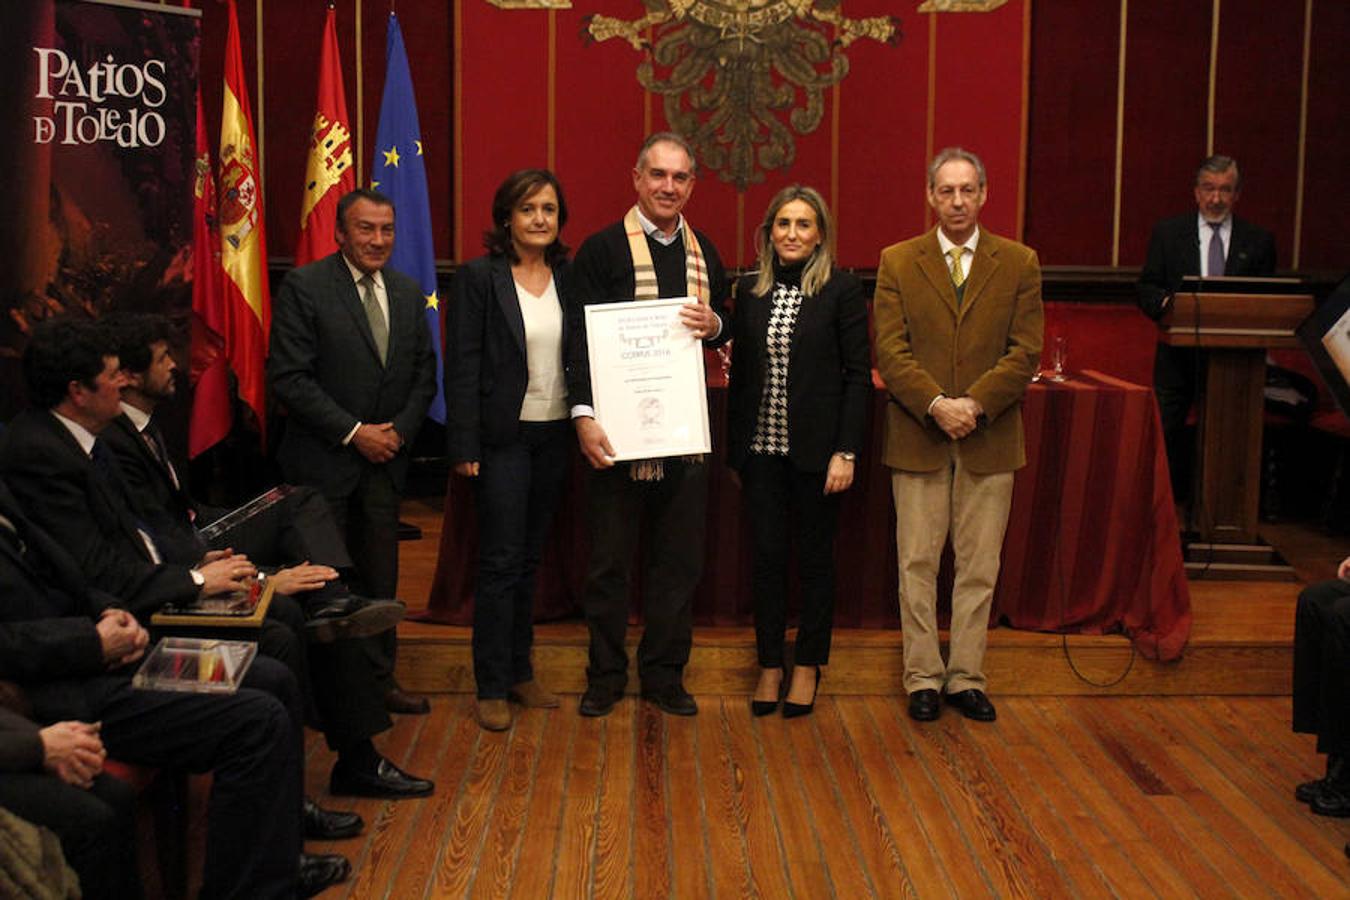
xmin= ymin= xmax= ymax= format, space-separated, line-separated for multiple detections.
xmin=1207 ymin=221 xmax=1226 ymax=277
xmin=143 ymin=422 xmax=180 ymax=489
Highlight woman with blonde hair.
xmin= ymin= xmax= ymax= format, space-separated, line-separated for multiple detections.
xmin=727 ymin=185 xmax=871 ymax=717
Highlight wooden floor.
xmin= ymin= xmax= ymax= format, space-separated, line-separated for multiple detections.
xmin=306 ymin=695 xmax=1349 ymax=898
xmin=286 ymin=497 xmax=1350 ymax=897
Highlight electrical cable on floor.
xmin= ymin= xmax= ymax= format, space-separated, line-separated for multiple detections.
xmin=1046 ymin=375 xmax=1137 ymax=688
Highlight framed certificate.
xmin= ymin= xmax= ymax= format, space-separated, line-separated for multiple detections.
xmin=584 ymin=297 xmax=712 ymax=461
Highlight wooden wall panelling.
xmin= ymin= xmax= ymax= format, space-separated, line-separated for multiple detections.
xmin=1117 ymin=0 xmax=1213 ymax=267
xmin=1023 ymin=0 xmax=1121 ymax=266
xmin=1300 ymin=0 xmax=1350 ymax=272
xmin=929 ymin=0 xmax=1028 ymax=244
xmin=1213 ymin=0 xmax=1305 ymax=271
xmin=837 ymin=0 xmax=931 ymax=268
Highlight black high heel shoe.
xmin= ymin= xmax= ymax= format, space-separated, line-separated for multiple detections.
xmin=782 ymin=666 xmax=820 ymax=719
xmin=751 ymin=668 xmax=784 ymax=717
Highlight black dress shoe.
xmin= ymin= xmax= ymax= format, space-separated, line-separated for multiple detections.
xmin=305 ymin=596 xmax=404 ymax=643
xmin=641 ymin=684 xmax=698 ymax=716
xmin=782 ymin=666 xmax=821 ymax=720
xmin=1297 ymin=754 xmax=1345 ymax=803
xmin=385 ymin=688 xmax=431 ymax=715
xmin=1311 ymin=782 xmax=1350 ymax=818
xmin=298 ymin=852 xmax=350 ymax=898
xmin=908 ymin=689 xmax=941 ymax=722
xmin=945 ymin=689 xmax=997 ymax=722
xmin=579 ymin=685 xmax=619 ymax=718
xmin=329 ymin=756 xmax=434 ymax=799
xmin=303 ymin=797 xmax=363 ymax=840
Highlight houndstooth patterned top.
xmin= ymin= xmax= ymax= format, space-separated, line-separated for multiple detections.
xmin=749 ymin=280 xmax=804 ymax=455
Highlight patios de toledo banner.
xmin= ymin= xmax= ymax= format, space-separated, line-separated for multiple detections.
xmin=0 ymin=0 xmax=199 ymax=419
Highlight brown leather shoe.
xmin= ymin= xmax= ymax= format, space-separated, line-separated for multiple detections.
xmin=385 ymin=688 xmax=430 ymax=715
xmin=477 ymin=699 xmax=511 ymax=731
xmin=508 ymin=679 xmax=560 ymax=709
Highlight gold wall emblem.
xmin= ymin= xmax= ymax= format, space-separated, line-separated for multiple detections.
xmin=586 ymin=1 xmax=899 ymax=190
xmin=916 ymin=0 xmax=1007 ymax=11
xmin=486 ymin=0 xmax=573 ymax=8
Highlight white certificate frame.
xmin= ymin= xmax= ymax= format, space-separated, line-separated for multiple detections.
xmin=584 ymin=297 xmax=712 ymax=462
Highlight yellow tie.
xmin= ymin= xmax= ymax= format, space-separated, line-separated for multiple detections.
xmin=948 ymin=246 xmax=966 ymax=287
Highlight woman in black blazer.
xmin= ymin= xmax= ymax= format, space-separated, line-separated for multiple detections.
xmin=728 ymin=185 xmax=871 ymax=718
xmin=446 ymin=169 xmax=573 ymax=731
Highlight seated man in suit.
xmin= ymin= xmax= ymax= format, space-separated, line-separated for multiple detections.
xmin=1293 ymin=555 xmax=1350 ymax=826
xmin=0 ymin=704 xmax=139 ymax=899
xmin=0 ymin=319 xmax=434 ymax=805
xmin=100 ymin=312 xmax=404 ymax=644
xmin=1136 ymin=154 xmax=1277 ymax=506
xmin=0 ymin=473 xmax=349 ymax=897
xmin=100 ymin=312 xmax=432 ymax=803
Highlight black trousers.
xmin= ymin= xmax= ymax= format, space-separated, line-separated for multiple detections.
xmin=204 ymin=485 xmax=354 ymax=573
xmin=264 ymin=592 xmax=390 ymax=748
xmin=323 ymin=466 xmax=401 ymax=689
xmin=0 ymin=771 xmax=139 ymax=900
xmin=1292 ymin=577 xmax=1350 ymax=756
xmin=41 ymin=658 xmax=304 ymax=900
xmin=582 ymin=459 xmax=707 ymax=693
xmin=741 ymin=454 xmax=841 ymax=668
xmin=1154 ymin=343 xmax=1198 ymax=505
xmin=471 ymin=421 xmax=571 ymax=699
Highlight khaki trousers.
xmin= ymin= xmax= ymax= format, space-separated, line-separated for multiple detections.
xmin=891 ymin=447 xmax=1014 ymax=694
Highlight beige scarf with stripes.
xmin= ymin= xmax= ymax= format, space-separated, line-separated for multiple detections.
xmin=622 ymin=205 xmax=710 ymax=481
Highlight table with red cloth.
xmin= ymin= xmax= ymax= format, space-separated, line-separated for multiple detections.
xmin=422 ymin=369 xmax=1192 ymax=661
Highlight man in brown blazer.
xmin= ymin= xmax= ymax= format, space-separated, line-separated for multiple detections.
xmin=873 ymin=147 xmax=1043 ymax=723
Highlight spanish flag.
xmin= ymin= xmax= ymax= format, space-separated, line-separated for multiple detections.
xmin=294 ymin=7 xmax=354 ymax=267
xmin=217 ymin=0 xmax=270 ymax=441
xmin=188 ymin=78 xmax=231 ymax=459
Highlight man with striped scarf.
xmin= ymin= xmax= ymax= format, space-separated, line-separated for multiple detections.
xmin=565 ymin=132 xmax=730 ymax=718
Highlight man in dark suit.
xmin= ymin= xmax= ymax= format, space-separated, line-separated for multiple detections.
xmin=0 ymin=707 xmax=139 ymax=899
xmin=100 ymin=312 xmax=431 ymax=803
xmin=1292 ymin=555 xmax=1350 ymax=820
xmin=874 ymin=147 xmax=1043 ymax=725
xmin=0 ymin=472 xmax=335 ymax=897
xmin=565 ymin=132 xmax=729 ymax=718
xmin=0 ymin=318 xmax=432 ymax=806
xmin=1137 ymin=154 xmax=1277 ymax=503
xmin=269 ymin=188 xmax=438 ymax=716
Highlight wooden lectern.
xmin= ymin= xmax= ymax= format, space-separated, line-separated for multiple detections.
xmin=1161 ymin=286 xmax=1314 ymax=559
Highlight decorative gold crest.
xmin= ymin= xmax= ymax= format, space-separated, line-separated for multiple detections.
xmin=917 ymin=0 xmax=1007 ymax=11
xmin=586 ymin=0 xmax=899 ymax=190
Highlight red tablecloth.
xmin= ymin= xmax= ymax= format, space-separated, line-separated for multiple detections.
xmin=422 ymin=369 xmax=1192 ymax=661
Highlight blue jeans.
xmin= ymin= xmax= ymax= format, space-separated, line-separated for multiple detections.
xmin=471 ymin=421 xmax=571 ymax=698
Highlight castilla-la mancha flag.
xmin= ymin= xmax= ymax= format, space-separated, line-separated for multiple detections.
xmin=294 ymin=7 xmax=354 ymax=266
xmin=217 ymin=0 xmax=270 ymax=441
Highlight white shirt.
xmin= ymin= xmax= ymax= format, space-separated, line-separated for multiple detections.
xmin=635 ymin=207 xmax=685 ymax=246
xmin=1197 ymin=214 xmax=1232 ymax=277
xmin=516 ymin=276 xmax=568 ymax=421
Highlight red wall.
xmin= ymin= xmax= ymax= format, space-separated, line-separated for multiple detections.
xmin=197 ymin=0 xmax=1347 ymax=272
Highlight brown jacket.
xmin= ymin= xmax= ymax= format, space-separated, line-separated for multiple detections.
xmin=873 ymin=227 xmax=1043 ymax=474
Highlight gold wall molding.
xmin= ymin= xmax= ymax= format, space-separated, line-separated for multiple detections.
xmin=917 ymin=0 xmax=1007 ymax=12
xmin=485 ymin=0 xmax=572 ymax=8
xmin=586 ymin=1 xmax=900 ymax=191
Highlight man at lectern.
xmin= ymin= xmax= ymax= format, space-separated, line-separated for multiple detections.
xmin=1136 ymin=155 xmax=1277 ymax=506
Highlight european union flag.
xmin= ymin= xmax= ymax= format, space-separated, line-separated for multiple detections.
xmin=371 ymin=13 xmax=444 ymax=423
